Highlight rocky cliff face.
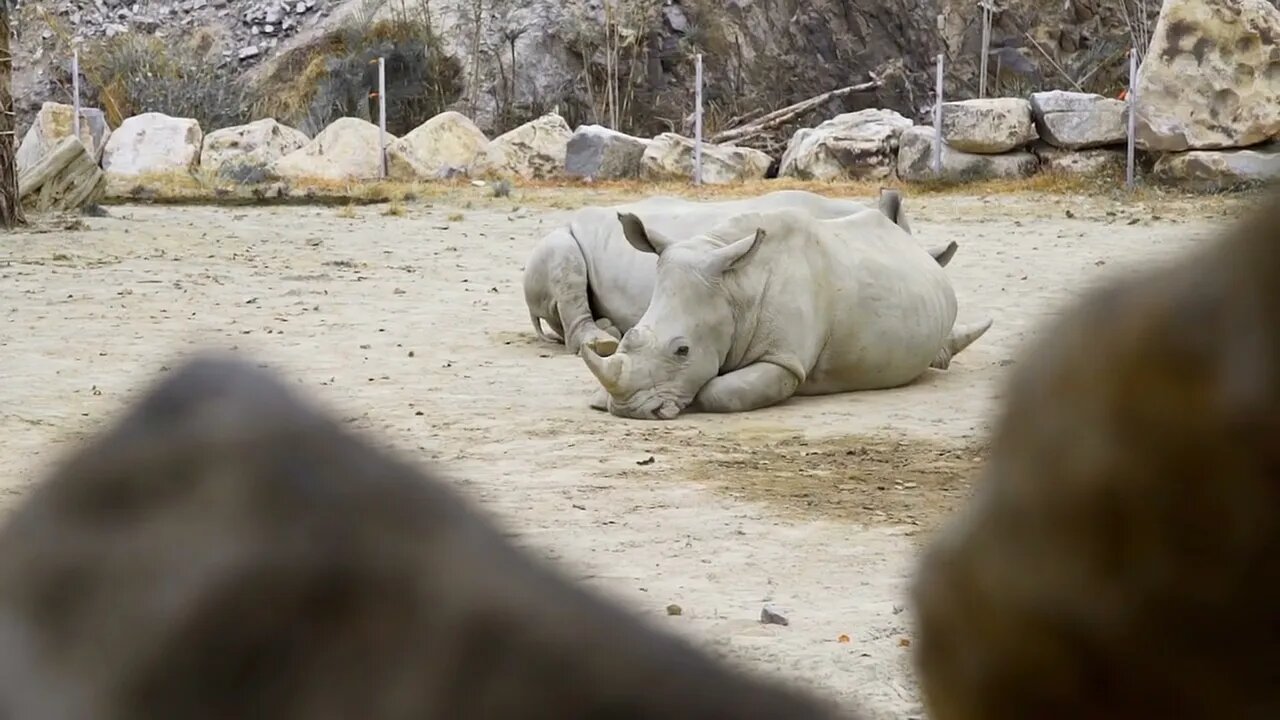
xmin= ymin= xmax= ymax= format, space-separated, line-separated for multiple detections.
xmin=349 ymin=0 xmax=1160 ymax=143
xmin=11 ymin=0 xmax=345 ymax=131
xmin=12 ymin=0 xmax=1166 ymax=145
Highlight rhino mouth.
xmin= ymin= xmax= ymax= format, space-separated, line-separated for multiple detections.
xmin=608 ymin=393 xmax=685 ymax=421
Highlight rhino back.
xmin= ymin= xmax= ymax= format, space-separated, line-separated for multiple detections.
xmin=565 ymin=192 xmax=875 ymax=337
xmin=727 ymin=209 xmax=955 ymax=393
xmin=749 ymin=189 xmax=869 ymax=218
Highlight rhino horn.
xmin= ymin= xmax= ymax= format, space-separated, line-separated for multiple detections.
xmin=582 ymin=343 xmax=624 ymax=393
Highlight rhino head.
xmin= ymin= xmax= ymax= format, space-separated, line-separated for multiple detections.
xmin=581 ymin=211 xmax=765 ymax=420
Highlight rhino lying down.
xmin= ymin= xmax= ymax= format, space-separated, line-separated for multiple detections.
xmin=524 ymin=188 xmax=958 ymax=355
xmin=0 ymin=355 xmax=852 ymax=719
xmin=582 ymin=205 xmax=992 ymax=419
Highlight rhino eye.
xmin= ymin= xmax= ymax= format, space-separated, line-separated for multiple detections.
xmin=674 ymin=345 xmax=689 ymax=357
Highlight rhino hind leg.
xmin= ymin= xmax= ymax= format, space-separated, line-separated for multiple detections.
xmin=530 ymin=310 xmax=563 ymax=344
xmin=931 ymin=318 xmax=995 ymax=370
xmin=541 ymin=230 xmax=620 ymax=355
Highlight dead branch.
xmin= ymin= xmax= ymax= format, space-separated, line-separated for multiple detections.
xmin=1023 ymin=31 xmax=1084 ymax=92
xmin=709 ymin=76 xmax=884 ymax=145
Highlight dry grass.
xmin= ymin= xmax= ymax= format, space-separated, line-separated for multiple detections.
xmin=101 ymin=171 xmax=460 ymax=206
xmin=95 ymin=167 xmax=1255 ymax=213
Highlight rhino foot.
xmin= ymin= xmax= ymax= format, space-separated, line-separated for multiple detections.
xmin=589 ymin=387 xmax=610 ymax=412
xmin=584 ymin=336 xmax=619 ymax=357
xmin=572 ymin=327 xmax=621 ymax=358
xmin=594 ymin=317 xmax=623 ymax=339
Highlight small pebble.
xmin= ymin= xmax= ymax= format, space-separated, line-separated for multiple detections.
xmin=760 ymin=606 xmax=789 ymax=626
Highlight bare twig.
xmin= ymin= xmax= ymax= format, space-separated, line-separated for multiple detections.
xmin=1023 ymin=31 xmax=1084 ymax=92
xmin=1075 ymin=46 xmax=1129 ymax=89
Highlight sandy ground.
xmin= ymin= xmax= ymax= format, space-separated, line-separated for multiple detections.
xmin=0 ymin=188 xmax=1240 ymax=717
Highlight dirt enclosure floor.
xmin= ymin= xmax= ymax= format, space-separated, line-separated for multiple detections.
xmin=0 ymin=185 xmax=1246 ymax=717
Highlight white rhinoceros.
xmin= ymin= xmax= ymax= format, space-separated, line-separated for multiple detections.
xmin=523 ymin=189 xmax=955 ymax=356
xmin=580 ymin=204 xmax=992 ymax=419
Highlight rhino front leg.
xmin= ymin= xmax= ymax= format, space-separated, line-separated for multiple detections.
xmin=595 ymin=317 xmax=623 ymax=340
xmin=692 ymin=361 xmax=802 ymax=414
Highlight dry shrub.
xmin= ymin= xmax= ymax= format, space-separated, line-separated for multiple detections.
xmin=560 ymin=0 xmax=662 ymax=135
xmin=253 ymin=0 xmax=462 ymax=137
xmin=79 ymin=31 xmax=251 ymax=130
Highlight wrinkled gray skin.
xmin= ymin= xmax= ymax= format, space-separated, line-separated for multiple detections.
xmin=523 ymin=189 xmax=954 ymax=356
xmin=582 ymin=205 xmax=993 ymax=420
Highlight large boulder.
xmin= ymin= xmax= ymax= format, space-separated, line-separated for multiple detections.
xmin=0 ymin=354 xmax=849 ymax=719
xmin=471 ymin=113 xmax=572 ymax=180
xmin=1152 ymin=145 xmax=1280 ymax=192
xmin=386 ymin=111 xmax=489 ymax=181
xmin=640 ymin=133 xmax=773 ymax=184
xmin=898 ymin=126 xmax=1039 ymax=182
xmin=1136 ymin=0 xmax=1280 ymax=151
xmin=16 ymin=102 xmax=111 ymax=173
xmin=940 ymin=98 xmax=1039 ymax=154
xmin=1032 ymin=143 xmax=1125 ymax=176
xmin=564 ymin=125 xmax=649 ymax=180
xmin=200 ymin=119 xmax=310 ymax=181
xmin=778 ymin=108 xmax=913 ymax=181
xmin=101 ymin=113 xmax=203 ymax=178
xmin=1030 ymin=91 xmax=1128 ymax=150
xmin=269 ymin=117 xmax=391 ymax=182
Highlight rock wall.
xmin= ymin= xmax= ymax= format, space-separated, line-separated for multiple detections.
xmin=12 ymin=0 xmax=1172 ymax=143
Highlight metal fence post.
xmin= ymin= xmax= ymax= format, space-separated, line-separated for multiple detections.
xmin=978 ymin=3 xmax=991 ymax=98
xmin=378 ymin=56 xmax=387 ymax=179
xmin=72 ymin=47 xmax=81 ymax=142
xmin=694 ymin=53 xmax=703 ymax=186
xmin=933 ymin=52 xmax=944 ymax=177
xmin=1126 ymin=48 xmax=1137 ymax=190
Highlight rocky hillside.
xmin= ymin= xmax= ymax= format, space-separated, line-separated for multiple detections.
xmin=12 ymin=0 xmax=1168 ymax=148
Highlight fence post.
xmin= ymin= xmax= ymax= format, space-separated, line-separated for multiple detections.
xmin=694 ymin=53 xmax=703 ymax=186
xmin=71 ymin=46 xmax=80 ymax=142
xmin=978 ymin=3 xmax=991 ymax=98
xmin=377 ymin=56 xmax=387 ymax=179
xmin=1126 ymin=48 xmax=1137 ymax=190
xmin=933 ymin=52 xmax=944 ymax=177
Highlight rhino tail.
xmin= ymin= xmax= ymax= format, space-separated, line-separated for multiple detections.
xmin=531 ymin=310 xmax=561 ymax=343
xmin=930 ymin=240 xmax=959 ymax=267
xmin=931 ymin=317 xmax=994 ymax=370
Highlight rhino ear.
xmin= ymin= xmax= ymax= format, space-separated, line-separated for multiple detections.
xmin=878 ymin=187 xmax=913 ymax=234
xmin=704 ymin=228 xmax=765 ymax=276
xmin=617 ymin=212 xmax=669 ymax=255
